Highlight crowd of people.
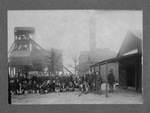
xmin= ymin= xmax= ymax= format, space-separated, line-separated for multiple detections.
xmin=9 ymin=69 xmax=116 ymax=96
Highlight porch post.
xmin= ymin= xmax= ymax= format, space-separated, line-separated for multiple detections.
xmin=135 ymin=63 xmax=137 ymax=90
xmin=99 ymin=65 xmax=100 ymax=73
xmin=106 ymin=62 xmax=108 ymax=97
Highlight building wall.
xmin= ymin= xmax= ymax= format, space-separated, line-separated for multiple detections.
xmin=118 ymin=54 xmax=142 ymax=91
xmin=92 ymin=62 xmax=119 ymax=82
xmin=100 ymin=64 xmax=106 ymax=81
xmin=95 ymin=65 xmax=99 ymax=72
xmin=78 ymin=51 xmax=90 ymax=73
xmin=101 ymin=62 xmax=118 ymax=82
xmin=107 ymin=62 xmax=119 ymax=81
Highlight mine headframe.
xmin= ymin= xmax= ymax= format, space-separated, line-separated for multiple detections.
xmin=8 ymin=27 xmax=49 ymax=77
xmin=9 ymin=27 xmax=35 ymax=54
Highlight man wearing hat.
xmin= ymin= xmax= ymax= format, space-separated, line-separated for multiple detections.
xmin=107 ymin=68 xmax=115 ymax=93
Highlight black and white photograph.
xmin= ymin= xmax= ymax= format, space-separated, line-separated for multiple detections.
xmin=8 ymin=10 xmax=143 ymax=104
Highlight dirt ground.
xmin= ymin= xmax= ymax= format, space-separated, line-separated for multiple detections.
xmin=11 ymin=84 xmax=143 ymax=104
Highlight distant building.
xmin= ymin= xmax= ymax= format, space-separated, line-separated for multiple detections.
xmin=78 ymin=51 xmax=91 ymax=73
xmin=78 ymin=49 xmax=116 ymax=74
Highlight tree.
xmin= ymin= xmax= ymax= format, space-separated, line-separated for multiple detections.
xmin=43 ymin=48 xmax=63 ymax=75
xmin=67 ymin=49 xmax=80 ymax=76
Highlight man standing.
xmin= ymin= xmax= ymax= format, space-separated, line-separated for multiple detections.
xmin=78 ymin=73 xmax=88 ymax=96
xmin=96 ymin=71 xmax=103 ymax=95
xmin=107 ymin=69 xmax=115 ymax=93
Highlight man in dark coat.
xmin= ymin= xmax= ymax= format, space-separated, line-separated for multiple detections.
xmin=93 ymin=72 xmax=97 ymax=93
xmin=96 ymin=71 xmax=103 ymax=95
xmin=107 ymin=69 xmax=115 ymax=93
xmin=78 ymin=74 xmax=88 ymax=96
xmin=88 ymin=74 xmax=93 ymax=91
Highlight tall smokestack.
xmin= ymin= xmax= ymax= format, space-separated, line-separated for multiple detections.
xmin=89 ymin=12 xmax=96 ymax=52
xmin=89 ymin=11 xmax=96 ymax=65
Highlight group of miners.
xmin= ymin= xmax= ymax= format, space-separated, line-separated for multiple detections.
xmin=9 ymin=68 xmax=115 ymax=96
xmin=78 ymin=68 xmax=115 ymax=96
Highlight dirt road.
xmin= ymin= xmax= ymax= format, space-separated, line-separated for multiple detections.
xmin=11 ymin=84 xmax=142 ymax=104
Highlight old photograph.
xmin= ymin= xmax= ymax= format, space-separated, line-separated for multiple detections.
xmin=8 ymin=10 xmax=143 ymax=104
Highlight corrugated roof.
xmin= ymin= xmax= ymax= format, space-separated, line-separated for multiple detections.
xmin=90 ymin=53 xmax=141 ymax=67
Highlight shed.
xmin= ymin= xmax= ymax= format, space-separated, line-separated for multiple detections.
xmin=90 ymin=31 xmax=142 ymax=92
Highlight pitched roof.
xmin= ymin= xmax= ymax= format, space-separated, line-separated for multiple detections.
xmin=14 ymin=27 xmax=35 ymax=34
xmin=117 ymin=31 xmax=142 ymax=57
xmin=14 ymin=27 xmax=35 ymax=31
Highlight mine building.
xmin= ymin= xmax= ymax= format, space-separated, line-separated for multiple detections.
xmin=8 ymin=27 xmax=65 ymax=78
xmin=90 ymin=31 xmax=142 ymax=92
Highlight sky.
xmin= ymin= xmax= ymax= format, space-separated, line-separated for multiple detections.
xmin=8 ymin=10 xmax=142 ymax=72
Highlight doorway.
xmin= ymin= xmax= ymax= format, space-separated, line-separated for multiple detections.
xmin=126 ymin=64 xmax=136 ymax=88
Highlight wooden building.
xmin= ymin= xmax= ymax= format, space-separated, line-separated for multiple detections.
xmin=90 ymin=31 xmax=142 ymax=92
xmin=90 ymin=58 xmax=119 ymax=82
xmin=117 ymin=31 xmax=142 ymax=91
